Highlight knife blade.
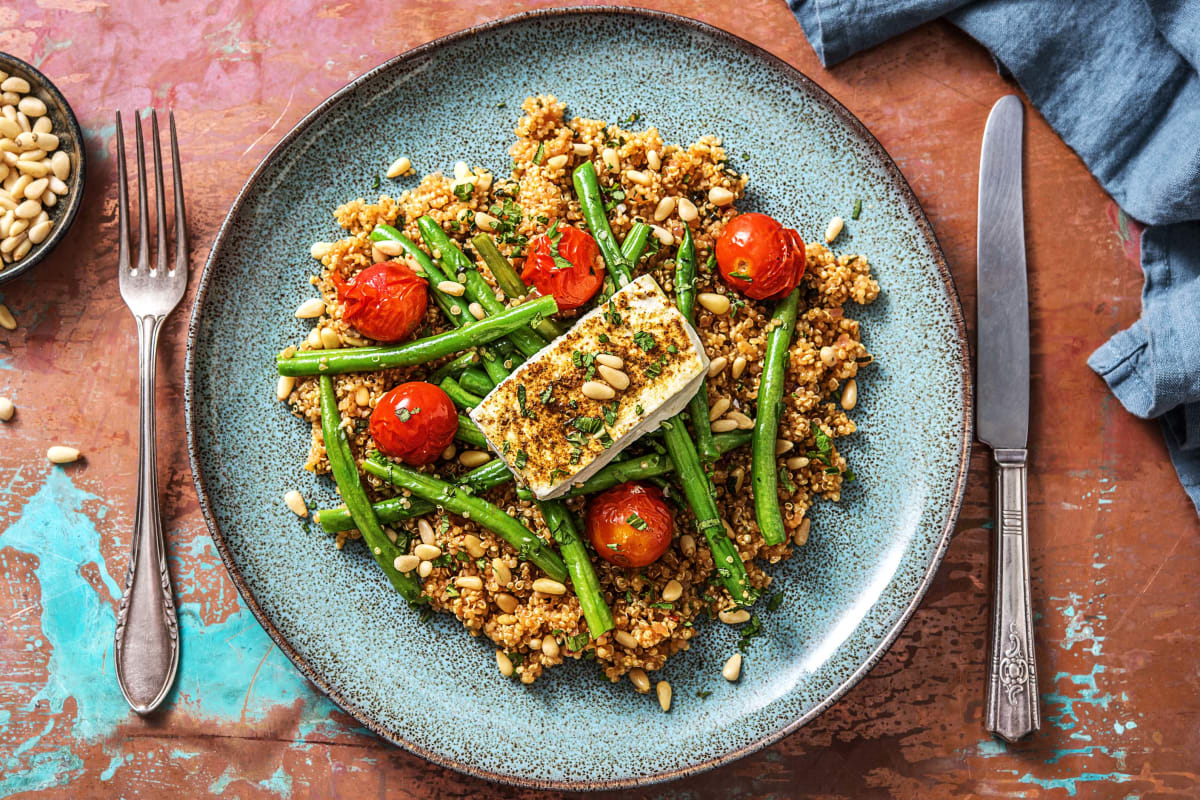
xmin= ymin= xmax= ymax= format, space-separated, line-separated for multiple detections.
xmin=977 ymin=95 xmax=1040 ymax=743
xmin=977 ymin=94 xmax=1028 ymax=450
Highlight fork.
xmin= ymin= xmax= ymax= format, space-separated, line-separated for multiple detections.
xmin=113 ymin=110 xmax=188 ymax=714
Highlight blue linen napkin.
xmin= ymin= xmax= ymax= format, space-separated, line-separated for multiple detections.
xmin=789 ymin=0 xmax=1200 ymax=514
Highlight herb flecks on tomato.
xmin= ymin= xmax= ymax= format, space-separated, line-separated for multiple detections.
xmin=336 ymin=261 xmax=428 ymax=342
xmin=586 ymin=482 xmax=674 ymax=568
xmin=715 ymin=213 xmax=806 ymax=300
xmin=369 ymin=382 xmax=457 ymax=466
xmin=521 ymin=221 xmax=605 ymax=311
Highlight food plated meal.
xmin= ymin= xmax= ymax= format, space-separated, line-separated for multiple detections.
xmin=276 ymin=95 xmax=879 ymax=693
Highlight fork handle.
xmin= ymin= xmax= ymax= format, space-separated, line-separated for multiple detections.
xmin=114 ymin=313 xmax=180 ymax=714
xmin=985 ymin=448 xmax=1040 ymax=742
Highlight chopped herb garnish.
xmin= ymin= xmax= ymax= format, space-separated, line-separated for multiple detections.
xmin=533 ymin=141 xmax=545 ymax=164
xmin=649 ymin=601 xmax=674 ymax=610
xmin=455 ymin=551 xmax=470 ymax=562
xmin=371 ymin=174 xmax=381 ymax=189
xmin=729 ymin=271 xmax=752 ymax=281
xmin=539 ymin=386 xmax=553 ymax=404
xmin=603 ymin=403 xmax=618 ymax=427
xmin=604 ymin=304 xmax=623 ymax=326
xmin=779 ymin=466 xmax=796 ymax=493
xmin=598 ymin=333 xmax=610 ymax=344
xmin=705 ymin=253 xmax=717 ymax=272
xmin=811 ymin=421 xmax=833 ymax=456
xmin=634 ymin=403 xmax=644 ymax=415
xmin=452 ymin=182 xmax=472 ymax=202
xmin=394 ymin=406 xmax=420 ymax=423
xmin=767 ymin=592 xmax=785 ymax=612
xmin=633 ymin=331 xmax=657 ymax=352
xmin=625 ymin=590 xmax=635 ymax=603
xmin=626 ymin=512 xmax=648 ymax=530
xmin=566 ymin=632 xmax=590 ymax=651
xmin=573 ymin=416 xmax=604 ymax=434
xmin=667 ymin=344 xmax=678 ymax=354
xmin=514 ymin=449 xmax=529 ymax=469
xmin=597 ymin=431 xmax=614 ymax=449
xmin=606 ymin=543 xmax=620 ymax=551
xmin=824 ymin=466 xmax=841 ymax=475
xmin=497 ymin=101 xmax=507 ymax=108
xmin=737 ymin=614 xmax=763 ymax=651
xmin=852 ymin=198 xmax=863 ymax=220
xmin=543 ymin=220 xmax=576 ymax=270
xmin=697 ymin=690 xmax=713 ymax=699
xmin=843 ymin=469 xmax=857 ymax=482
xmin=645 ymin=356 xmax=666 ymax=379
xmin=618 ymin=111 xmax=641 ymax=126
xmin=517 ymin=385 xmax=536 ymax=419
xmin=445 ymin=586 xmax=461 ymax=598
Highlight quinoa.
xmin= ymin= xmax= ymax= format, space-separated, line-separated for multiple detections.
xmin=283 ymin=95 xmax=879 ymax=685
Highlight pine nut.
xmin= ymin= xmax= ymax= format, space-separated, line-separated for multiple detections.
xmin=653 ymin=196 xmax=676 ymax=222
xmin=16 ymin=160 xmax=48 ymax=178
xmin=614 ymin=630 xmax=637 ymax=649
xmin=12 ymin=238 xmax=30 ymax=260
xmin=373 ymin=239 xmax=403 ymax=257
xmin=707 ymin=356 xmax=728 ymax=377
xmin=646 ymin=149 xmax=661 ymax=170
xmin=496 ymin=592 xmax=518 ymax=612
xmin=309 ymin=241 xmax=331 ymax=260
xmin=708 ymin=186 xmax=734 ymax=206
xmin=662 ymin=579 xmax=683 ymax=603
xmin=453 ymin=161 xmax=471 ymax=181
xmin=48 ymin=177 xmax=67 ymax=196
xmin=723 ymin=519 xmax=736 ymax=540
xmin=0 ymin=397 xmax=13 ymax=421
xmin=276 ymin=375 xmax=295 ymax=401
xmin=722 ymin=653 xmax=743 ymax=682
xmin=385 ymin=156 xmax=412 ymax=178
xmin=572 ymin=143 xmax=593 ymax=156
xmin=283 ymin=490 xmax=307 ymax=516
xmin=33 ymin=116 xmax=52 ymax=134
xmin=595 ymin=353 xmax=624 ymax=369
xmin=51 ymin=151 xmax=70 ymax=181
xmin=731 ymin=356 xmax=748 ymax=379
xmin=582 ymin=381 xmax=615 ymax=401
xmin=651 ymin=225 xmax=673 ymax=246
xmin=295 ymin=298 xmax=325 ymax=318
xmin=23 ymin=177 xmax=47 ymax=200
xmin=680 ymin=534 xmax=696 ymax=557
xmin=418 ymin=560 xmax=433 ymax=578
xmin=825 ymin=216 xmax=844 ymax=243
xmin=459 ymin=450 xmax=491 ymax=468
xmin=14 ymin=199 xmax=39 ymax=219
xmin=47 ymin=445 xmax=80 ymax=464
xmin=42 ymin=190 xmax=56 ymax=208
xmin=32 ymin=133 xmax=58 ymax=150
xmin=542 ymin=637 xmax=560 ymax=657
xmin=708 ymin=397 xmax=731 ymax=420
xmin=0 ymin=303 xmax=15 ymax=330
xmin=18 ymin=97 xmax=46 ymax=117
xmin=727 ymin=410 xmax=754 ymax=430
xmin=492 ymin=557 xmax=512 ymax=586
xmin=351 ymin=386 xmax=369 ymax=407
xmin=718 ymin=609 xmax=751 ymax=625
xmin=474 ymin=211 xmax=500 ymax=231
xmin=414 ymin=543 xmax=442 ymax=561
xmin=841 ymin=378 xmax=858 ymax=410
xmin=0 ymin=234 xmax=23 ymax=256
xmin=657 ymin=680 xmax=672 ymax=712
xmin=319 ymin=327 xmax=340 ymax=350
xmin=306 ymin=327 xmax=323 ymax=349
xmin=0 ymin=118 xmax=17 ymax=138
xmin=545 ymin=154 xmax=569 ymax=170
xmin=418 ymin=518 xmax=436 ymax=545
xmin=601 ymin=147 xmax=619 ymax=171
xmin=455 ymin=575 xmax=483 ymax=591
xmin=464 ymin=534 xmax=485 ymax=558
xmin=467 ymin=302 xmax=485 ymax=320
xmin=597 ymin=364 xmax=629 ymax=390
xmin=820 ymin=346 xmax=837 ymax=366
xmin=626 ymin=169 xmax=651 ymax=186
xmin=437 ymin=280 xmax=465 ymax=296
xmin=496 ymin=651 xmax=514 ymax=677
xmin=775 ymin=439 xmax=793 ymax=455
xmin=532 ymin=578 xmax=567 ymax=595
xmin=1 ymin=77 xmax=31 ymax=93
xmin=629 ymin=668 xmax=651 ymax=693
xmin=677 ymin=196 xmax=698 ymax=222
xmin=711 ymin=418 xmax=738 ymax=433
xmin=786 ymin=455 xmax=810 ymax=470
xmin=394 ymin=554 xmax=420 ymax=573
xmin=9 ymin=219 xmax=28 ymax=238
xmin=697 ymin=292 xmax=730 ymax=315
xmin=794 ymin=517 xmax=811 ymax=546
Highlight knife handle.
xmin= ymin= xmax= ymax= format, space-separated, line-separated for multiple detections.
xmin=985 ymin=448 xmax=1040 ymax=742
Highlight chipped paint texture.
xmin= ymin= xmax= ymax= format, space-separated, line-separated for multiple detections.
xmin=0 ymin=0 xmax=1197 ymax=797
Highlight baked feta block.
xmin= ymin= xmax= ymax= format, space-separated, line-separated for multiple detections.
xmin=469 ymin=275 xmax=709 ymax=499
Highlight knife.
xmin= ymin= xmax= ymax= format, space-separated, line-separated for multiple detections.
xmin=977 ymin=94 xmax=1040 ymax=742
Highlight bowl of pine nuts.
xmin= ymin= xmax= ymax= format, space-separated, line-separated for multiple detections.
xmin=0 ymin=52 xmax=86 ymax=284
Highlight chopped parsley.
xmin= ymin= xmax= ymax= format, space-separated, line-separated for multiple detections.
xmin=649 ymin=601 xmax=674 ymax=610
xmin=573 ymin=416 xmax=604 ymax=434
xmin=496 ymin=101 xmax=507 ymax=108
xmin=514 ymin=449 xmax=529 ymax=469
xmin=843 ymin=469 xmax=857 ymax=482
xmin=394 ymin=406 xmax=420 ymax=423
xmin=544 ymin=220 xmax=576 ymax=270
xmin=618 ymin=111 xmax=641 ymax=126
xmin=533 ymin=141 xmax=545 ymax=165
xmin=598 ymin=333 xmax=610 ymax=344
xmin=824 ymin=466 xmax=841 ymax=475
xmin=767 ymin=592 xmax=785 ymax=612
xmin=370 ymin=174 xmax=380 ymax=189
xmin=452 ymin=182 xmax=472 ymax=202
xmin=667 ymin=344 xmax=678 ymax=354
xmin=852 ymin=198 xmax=863 ymax=220
xmin=810 ymin=421 xmax=834 ymax=466
xmin=633 ymin=331 xmax=657 ymax=352
xmin=634 ymin=403 xmax=644 ymax=415
xmin=626 ymin=512 xmax=648 ymax=530
xmin=517 ymin=385 xmax=536 ymax=419
xmin=566 ymin=632 xmax=590 ymax=651
xmin=539 ymin=386 xmax=553 ymax=404
xmin=597 ymin=431 xmax=614 ymax=449
xmin=455 ymin=551 xmax=470 ymax=562
xmin=697 ymin=690 xmax=713 ymax=699
xmin=445 ymin=585 xmax=461 ymax=598
xmin=645 ymin=356 xmax=666 ymax=379
xmin=778 ymin=466 xmax=796 ymax=493
xmin=606 ymin=543 xmax=620 ymax=551
xmin=604 ymin=304 xmax=623 ymax=326
xmin=737 ymin=614 xmax=763 ymax=651
xmin=603 ymin=403 xmax=618 ymax=427
xmin=704 ymin=253 xmax=717 ymax=272
xmin=728 ymin=271 xmax=752 ymax=281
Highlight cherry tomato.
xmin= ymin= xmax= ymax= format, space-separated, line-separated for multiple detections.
xmin=521 ymin=223 xmax=605 ymax=311
xmin=715 ymin=213 xmax=806 ymax=300
xmin=369 ymin=382 xmax=457 ymax=466
xmin=586 ymin=482 xmax=674 ymax=568
xmin=335 ymin=261 xmax=428 ymax=342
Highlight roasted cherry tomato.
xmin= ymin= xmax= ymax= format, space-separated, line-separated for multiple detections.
xmin=586 ymin=482 xmax=674 ymax=568
xmin=335 ymin=261 xmax=428 ymax=342
xmin=521 ymin=222 xmax=605 ymax=311
xmin=715 ymin=212 xmax=806 ymax=300
xmin=369 ymin=382 xmax=457 ymax=466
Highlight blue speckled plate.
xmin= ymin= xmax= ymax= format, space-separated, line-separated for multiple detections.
xmin=186 ymin=7 xmax=970 ymax=790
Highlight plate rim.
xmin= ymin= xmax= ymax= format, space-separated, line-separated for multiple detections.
xmin=184 ymin=5 xmax=974 ymax=790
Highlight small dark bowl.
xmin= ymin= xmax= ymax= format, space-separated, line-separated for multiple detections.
xmin=0 ymin=52 xmax=86 ymax=285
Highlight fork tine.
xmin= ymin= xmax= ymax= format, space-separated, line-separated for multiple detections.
xmin=116 ymin=111 xmax=131 ymax=271
xmin=133 ymin=112 xmax=150 ymax=275
xmin=169 ymin=111 xmax=187 ymax=274
xmin=150 ymin=111 xmax=169 ymax=275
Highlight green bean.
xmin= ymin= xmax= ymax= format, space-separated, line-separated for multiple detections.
xmin=315 ymin=460 xmax=513 ymax=533
xmin=572 ymin=161 xmax=632 ymax=287
xmin=440 ymin=377 xmax=484 ymax=411
xmin=455 ymin=413 xmax=489 ymax=449
xmin=277 ymin=296 xmax=557 ymax=377
xmin=418 ymin=217 xmax=545 ymax=359
xmin=675 ymin=228 xmax=719 ymax=465
xmin=318 ymin=376 xmax=421 ymax=601
xmin=539 ymin=499 xmax=614 ymax=638
xmin=363 ymin=457 xmax=568 ymax=583
xmin=471 ymin=233 xmax=565 ymax=340
xmin=753 ymin=288 xmax=801 ymax=546
xmin=457 ymin=367 xmax=493 ymax=397
xmin=429 ymin=351 xmax=479 ymax=384
xmin=620 ymin=222 xmax=651 ymax=267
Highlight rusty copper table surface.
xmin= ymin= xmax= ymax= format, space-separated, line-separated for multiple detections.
xmin=1 ymin=1 xmax=1197 ymax=798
